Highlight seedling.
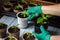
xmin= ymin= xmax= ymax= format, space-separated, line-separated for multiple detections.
xmin=21 ymin=10 xmax=27 ymax=18
xmin=0 ymin=22 xmax=4 ymax=27
xmin=37 ymin=13 xmax=53 ymax=24
xmin=11 ymin=24 xmax=19 ymax=29
xmin=14 ymin=4 xmax=20 ymax=10
xmin=3 ymin=2 xmax=10 ymax=6
xmin=29 ymin=1 xmax=35 ymax=5
xmin=21 ymin=0 xmax=25 ymax=3
xmin=8 ymin=35 xmax=16 ymax=40
xmin=25 ymin=32 xmax=34 ymax=38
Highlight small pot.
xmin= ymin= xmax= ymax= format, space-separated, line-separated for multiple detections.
xmin=22 ymin=33 xmax=35 ymax=40
xmin=35 ymin=23 xmax=48 ymax=34
xmin=3 ymin=5 xmax=12 ymax=12
xmin=13 ymin=9 xmax=19 ymax=13
xmin=8 ymin=27 xmax=20 ymax=39
xmin=17 ymin=12 xmax=28 ymax=29
xmin=47 ymin=15 xmax=60 ymax=28
xmin=0 ymin=23 xmax=7 ymax=38
xmin=13 ymin=8 xmax=23 ymax=13
xmin=5 ymin=36 xmax=18 ymax=40
xmin=19 ymin=2 xmax=28 ymax=10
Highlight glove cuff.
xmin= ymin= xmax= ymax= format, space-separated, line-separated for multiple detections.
xmin=36 ymin=6 xmax=42 ymax=14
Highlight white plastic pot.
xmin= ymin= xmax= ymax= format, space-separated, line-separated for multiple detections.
xmin=17 ymin=12 xmax=28 ymax=29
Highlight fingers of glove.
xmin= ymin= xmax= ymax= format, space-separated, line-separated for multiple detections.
xmin=40 ymin=25 xmax=47 ymax=33
xmin=28 ymin=14 xmax=35 ymax=20
xmin=32 ymin=32 xmax=39 ymax=36
xmin=27 ymin=7 xmax=35 ymax=16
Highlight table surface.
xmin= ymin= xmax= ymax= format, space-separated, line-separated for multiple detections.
xmin=0 ymin=16 xmax=60 ymax=40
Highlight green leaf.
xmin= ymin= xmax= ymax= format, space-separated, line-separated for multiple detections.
xmin=21 ymin=0 xmax=24 ymax=3
xmin=21 ymin=10 xmax=27 ymax=17
xmin=37 ymin=17 xmax=43 ymax=24
xmin=11 ymin=24 xmax=19 ymax=28
xmin=8 ymin=35 xmax=15 ymax=40
xmin=3 ymin=2 xmax=10 ymax=6
xmin=29 ymin=1 xmax=35 ymax=4
xmin=14 ymin=5 xmax=20 ymax=9
xmin=0 ymin=22 xmax=4 ymax=26
xmin=41 ymin=14 xmax=48 ymax=20
xmin=46 ymin=14 xmax=53 ymax=18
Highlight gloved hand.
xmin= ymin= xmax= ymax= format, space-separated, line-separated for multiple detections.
xmin=27 ymin=6 xmax=42 ymax=20
xmin=32 ymin=25 xmax=51 ymax=40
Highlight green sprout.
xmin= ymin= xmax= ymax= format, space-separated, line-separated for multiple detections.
xmin=8 ymin=35 xmax=15 ymax=40
xmin=3 ymin=2 xmax=10 ymax=6
xmin=29 ymin=1 xmax=35 ymax=4
xmin=26 ymin=32 xmax=34 ymax=38
xmin=21 ymin=10 xmax=27 ymax=17
xmin=14 ymin=4 xmax=20 ymax=10
xmin=38 ymin=2 xmax=42 ymax=6
xmin=37 ymin=13 xmax=53 ymax=24
xmin=21 ymin=0 xmax=24 ymax=3
xmin=0 ymin=22 xmax=4 ymax=27
xmin=11 ymin=24 xmax=19 ymax=28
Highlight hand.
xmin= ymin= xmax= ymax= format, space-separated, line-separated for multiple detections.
xmin=27 ymin=6 xmax=42 ymax=20
xmin=32 ymin=25 xmax=51 ymax=40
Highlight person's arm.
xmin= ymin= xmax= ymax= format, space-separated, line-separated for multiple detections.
xmin=50 ymin=35 xmax=60 ymax=40
xmin=42 ymin=4 xmax=60 ymax=16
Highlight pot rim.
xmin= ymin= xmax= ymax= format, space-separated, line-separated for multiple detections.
xmin=22 ymin=32 xmax=36 ymax=40
xmin=16 ymin=12 xmax=28 ymax=18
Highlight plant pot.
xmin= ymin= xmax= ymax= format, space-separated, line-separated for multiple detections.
xmin=34 ymin=23 xmax=48 ymax=34
xmin=19 ymin=2 xmax=28 ymax=10
xmin=13 ymin=8 xmax=23 ymax=13
xmin=8 ymin=27 xmax=20 ymax=39
xmin=0 ymin=23 xmax=7 ymax=38
xmin=17 ymin=12 xmax=28 ymax=29
xmin=10 ymin=0 xmax=17 ymax=5
xmin=3 ymin=5 xmax=12 ymax=12
xmin=5 ymin=36 xmax=18 ymax=40
xmin=22 ymin=33 xmax=35 ymax=40
xmin=47 ymin=15 xmax=60 ymax=28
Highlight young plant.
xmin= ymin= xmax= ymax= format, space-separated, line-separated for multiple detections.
xmin=8 ymin=35 xmax=16 ymax=40
xmin=0 ymin=22 xmax=4 ymax=26
xmin=29 ymin=1 xmax=35 ymax=4
xmin=37 ymin=13 xmax=53 ymax=24
xmin=25 ymin=32 xmax=34 ymax=38
xmin=14 ymin=4 xmax=20 ymax=10
xmin=21 ymin=10 xmax=27 ymax=17
xmin=3 ymin=2 xmax=10 ymax=6
xmin=21 ymin=0 xmax=25 ymax=3
xmin=11 ymin=24 xmax=19 ymax=29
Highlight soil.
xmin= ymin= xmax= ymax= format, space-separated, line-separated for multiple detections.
xmin=18 ymin=13 xmax=28 ymax=18
xmin=19 ymin=2 xmax=28 ymax=9
xmin=4 ymin=5 xmax=12 ymax=8
xmin=23 ymin=33 xmax=35 ymax=40
xmin=15 ymin=8 xmax=23 ymax=11
xmin=8 ymin=27 xmax=20 ymax=39
xmin=10 ymin=0 xmax=17 ymax=3
xmin=0 ymin=24 xmax=7 ymax=38
xmin=35 ymin=23 xmax=48 ymax=33
xmin=47 ymin=15 xmax=60 ymax=28
xmin=29 ymin=4 xmax=36 ymax=7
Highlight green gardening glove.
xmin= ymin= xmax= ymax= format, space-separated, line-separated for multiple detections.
xmin=32 ymin=25 xmax=51 ymax=40
xmin=27 ymin=6 xmax=42 ymax=20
